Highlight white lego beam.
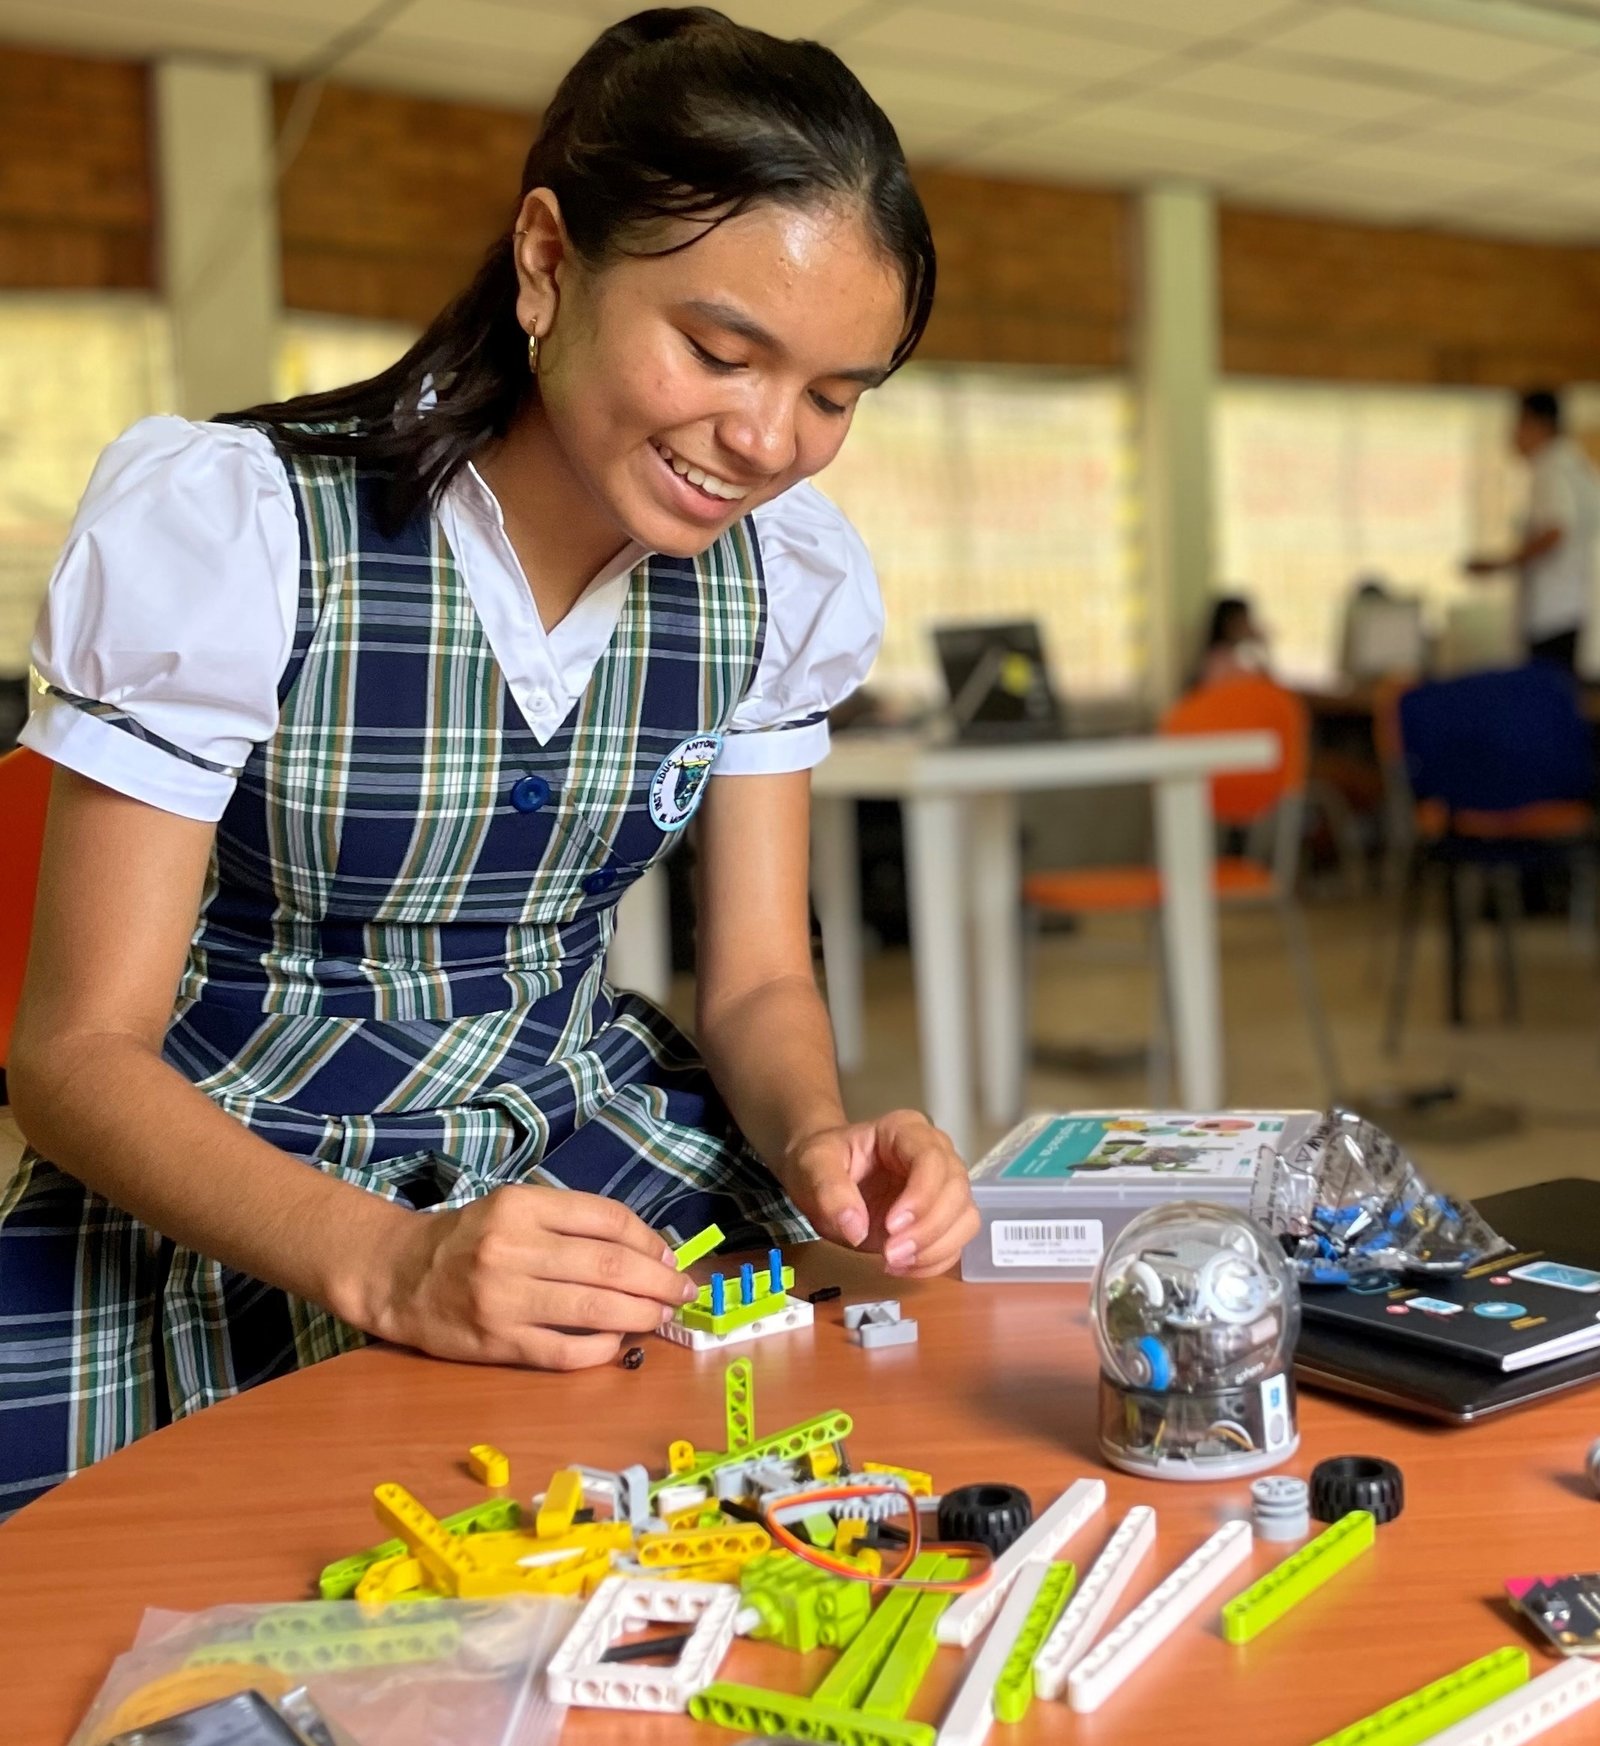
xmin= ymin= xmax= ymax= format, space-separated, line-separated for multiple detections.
xmin=1032 ymin=1505 xmax=1157 ymax=1701
xmin=936 ymin=1561 xmax=1049 ymax=1746
xmin=1067 ymin=1519 xmax=1253 ymax=1714
xmin=936 ymin=1479 xmax=1106 ymax=1648
xmin=1424 ymin=1658 xmax=1600 ymax=1746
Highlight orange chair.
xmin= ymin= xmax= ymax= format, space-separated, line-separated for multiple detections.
xmin=1024 ymin=675 xmax=1340 ymax=1097
xmin=0 ymin=747 xmax=51 ymax=1090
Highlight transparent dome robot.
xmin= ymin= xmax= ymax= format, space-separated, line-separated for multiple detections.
xmin=1092 ymin=1202 xmax=1301 ymax=1481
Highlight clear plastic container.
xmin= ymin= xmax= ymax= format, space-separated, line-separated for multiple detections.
xmin=1092 ymin=1201 xmax=1301 ymax=1481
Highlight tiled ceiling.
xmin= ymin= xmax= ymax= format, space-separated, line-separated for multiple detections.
xmin=5 ymin=0 xmax=1600 ymax=241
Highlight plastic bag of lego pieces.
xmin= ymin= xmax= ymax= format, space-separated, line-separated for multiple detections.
xmin=68 ymin=1598 xmax=576 ymax=1746
xmin=1250 ymin=1107 xmax=1510 ymax=1285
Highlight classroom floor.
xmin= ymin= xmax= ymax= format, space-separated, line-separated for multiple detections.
xmin=2 ymin=895 xmax=1596 ymax=1204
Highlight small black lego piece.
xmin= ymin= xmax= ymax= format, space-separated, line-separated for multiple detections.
xmin=938 ymin=1483 xmax=1034 ymax=1556
xmin=1309 ymin=1454 xmax=1404 ymax=1525
xmin=620 ymin=1345 xmax=646 ymax=1370
xmin=808 ymin=1286 xmax=843 ymax=1304
xmin=601 ymin=1628 xmax=699 ymax=1664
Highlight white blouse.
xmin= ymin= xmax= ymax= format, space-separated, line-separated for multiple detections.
xmin=24 ymin=416 xmax=883 ymax=822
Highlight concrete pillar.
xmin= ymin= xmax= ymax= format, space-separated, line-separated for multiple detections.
xmin=154 ymin=60 xmax=280 ymax=419
xmin=1137 ymin=183 xmax=1219 ymax=704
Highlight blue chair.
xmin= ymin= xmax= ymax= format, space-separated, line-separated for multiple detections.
xmin=1385 ymin=664 xmax=1597 ymax=1051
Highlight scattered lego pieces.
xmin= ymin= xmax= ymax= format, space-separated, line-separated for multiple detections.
xmin=725 ymin=1357 xmax=754 ymax=1452
xmin=536 ymin=1468 xmax=586 ymax=1538
xmin=808 ymin=1285 xmax=843 ymax=1303
xmin=1033 ymin=1505 xmax=1156 ymax=1701
xmin=1310 ymin=1453 xmax=1405 ymax=1525
xmin=673 ymin=1223 xmax=726 ymax=1271
xmin=937 ymin=1483 xmax=1032 ymax=1557
xmin=547 ymin=1575 xmax=743 ymax=1712
xmin=1307 ymin=1647 xmax=1529 ymax=1746
xmin=1223 ymin=1511 xmax=1374 ymax=1644
xmin=936 ymin=1559 xmax=1050 ymax=1746
xmin=467 ymin=1443 xmax=509 ymax=1488
xmin=993 ymin=1560 xmax=1076 ymax=1723
xmin=862 ymin=1462 xmax=933 ymax=1498
xmin=621 ymin=1345 xmax=645 ymax=1370
xmin=836 ymin=1299 xmax=923 ymax=1348
xmin=1424 ymin=1658 xmax=1600 ymax=1746
xmin=1252 ymin=1474 xmax=1310 ymax=1542
xmin=1067 ymin=1519 xmax=1253 ymax=1713
xmin=600 ymin=1628 xmax=698 ymax=1664
xmin=739 ymin=1550 xmax=874 ymax=1651
xmin=937 ymin=1480 xmax=1105 ymax=1648
xmin=691 ymin=1681 xmax=934 ymax=1745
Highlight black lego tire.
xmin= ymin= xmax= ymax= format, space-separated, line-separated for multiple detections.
xmin=937 ymin=1483 xmax=1034 ymax=1555
xmin=1309 ymin=1454 xmax=1405 ymax=1525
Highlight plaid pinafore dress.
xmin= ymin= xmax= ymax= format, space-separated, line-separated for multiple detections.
xmin=0 ymin=439 xmax=808 ymax=1516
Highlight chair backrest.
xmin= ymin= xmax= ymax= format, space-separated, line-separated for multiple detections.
xmin=1396 ymin=665 xmax=1593 ymax=812
xmin=1160 ymin=675 xmax=1308 ymax=828
xmin=0 ymin=747 xmax=51 ymax=1068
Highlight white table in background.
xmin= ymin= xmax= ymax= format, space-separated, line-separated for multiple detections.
xmin=810 ymin=729 xmax=1277 ymax=1160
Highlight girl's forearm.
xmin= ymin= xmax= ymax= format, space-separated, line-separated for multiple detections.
xmin=695 ymin=972 xmax=847 ymax=1173
xmin=8 ymin=1032 xmax=410 ymax=1330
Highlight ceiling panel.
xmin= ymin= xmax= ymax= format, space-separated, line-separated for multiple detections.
xmin=1393 ymin=99 xmax=1600 ymax=156
xmin=1146 ymin=55 xmax=1432 ymax=124
xmin=835 ymin=10 xmax=1176 ymax=86
xmin=836 ymin=49 xmax=1058 ymax=117
xmin=1520 ymin=54 xmax=1600 ymax=107
xmin=1024 ymin=0 xmax=1318 ymax=41
xmin=379 ymin=0 xmax=601 ymax=64
xmin=1261 ymin=5 xmax=1571 ymax=85
xmin=1044 ymin=96 xmax=1317 ymax=157
xmin=0 ymin=0 xmax=325 ymax=62
xmin=1274 ymin=138 xmax=1532 ymax=193
xmin=333 ymin=41 xmax=564 ymax=108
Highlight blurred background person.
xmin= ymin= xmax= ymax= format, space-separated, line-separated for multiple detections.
xmin=1464 ymin=388 xmax=1600 ymax=672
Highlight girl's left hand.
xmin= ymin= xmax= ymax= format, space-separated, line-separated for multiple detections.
xmin=778 ymin=1109 xmax=979 ymax=1279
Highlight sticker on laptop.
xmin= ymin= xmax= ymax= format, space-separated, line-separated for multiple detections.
xmin=1406 ymin=1297 xmax=1464 ymax=1317
xmin=1508 ymin=1260 xmax=1600 ymax=1295
xmin=1472 ymin=1300 xmax=1527 ymax=1319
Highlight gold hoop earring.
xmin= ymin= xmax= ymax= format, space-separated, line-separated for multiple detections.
xmin=527 ymin=330 xmax=540 ymax=375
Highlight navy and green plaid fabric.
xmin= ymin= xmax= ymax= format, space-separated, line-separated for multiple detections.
xmin=0 ymin=441 xmax=809 ymax=1517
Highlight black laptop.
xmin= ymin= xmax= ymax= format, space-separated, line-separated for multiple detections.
xmin=932 ymin=621 xmax=1066 ymax=743
xmin=1295 ymin=1178 xmax=1600 ymax=1423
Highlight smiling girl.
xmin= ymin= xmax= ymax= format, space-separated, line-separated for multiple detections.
xmin=1 ymin=7 xmax=978 ymax=1516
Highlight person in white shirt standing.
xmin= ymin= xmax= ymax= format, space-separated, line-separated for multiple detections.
xmin=1465 ymin=388 xmax=1600 ymax=672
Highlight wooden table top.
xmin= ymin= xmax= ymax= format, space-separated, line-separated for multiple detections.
xmin=2 ymin=1242 xmax=1593 ymax=1746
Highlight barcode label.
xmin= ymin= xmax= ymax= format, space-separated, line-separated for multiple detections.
xmin=991 ymin=1218 xmax=1103 ymax=1269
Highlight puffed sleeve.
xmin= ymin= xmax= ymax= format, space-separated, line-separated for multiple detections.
xmin=21 ymin=415 xmax=299 ymax=821
xmin=718 ymin=482 xmax=884 ymax=775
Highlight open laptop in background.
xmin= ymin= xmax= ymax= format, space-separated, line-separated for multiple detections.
xmin=932 ymin=620 xmax=1068 ymax=743
xmin=1295 ymin=1177 xmax=1600 ymax=1423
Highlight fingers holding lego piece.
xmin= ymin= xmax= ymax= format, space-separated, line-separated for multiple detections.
xmin=372 ymin=1183 xmax=691 ymax=1369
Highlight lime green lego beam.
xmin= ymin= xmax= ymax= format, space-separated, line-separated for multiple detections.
xmin=811 ymin=1552 xmax=949 ymax=1710
xmin=994 ymin=1560 xmax=1077 ymax=1723
xmin=1309 ymin=1647 xmax=1529 ymax=1746
xmin=860 ymin=1559 xmax=966 ymax=1719
xmin=1223 ymin=1511 xmax=1374 ymax=1645
xmin=648 ymin=1409 xmax=853 ymax=1496
xmin=673 ymin=1223 xmax=726 ymax=1270
xmin=690 ymin=1682 xmax=935 ymax=1746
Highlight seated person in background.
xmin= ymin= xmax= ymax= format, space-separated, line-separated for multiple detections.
xmin=1196 ymin=594 xmax=1271 ymax=689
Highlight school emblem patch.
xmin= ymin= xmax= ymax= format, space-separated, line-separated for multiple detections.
xmin=650 ymin=733 xmax=722 ymax=830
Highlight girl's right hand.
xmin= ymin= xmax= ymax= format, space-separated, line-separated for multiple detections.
xmin=366 ymin=1185 xmax=699 ymax=1370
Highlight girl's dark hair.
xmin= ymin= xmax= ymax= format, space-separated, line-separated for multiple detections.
xmin=223 ymin=7 xmax=935 ymax=526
